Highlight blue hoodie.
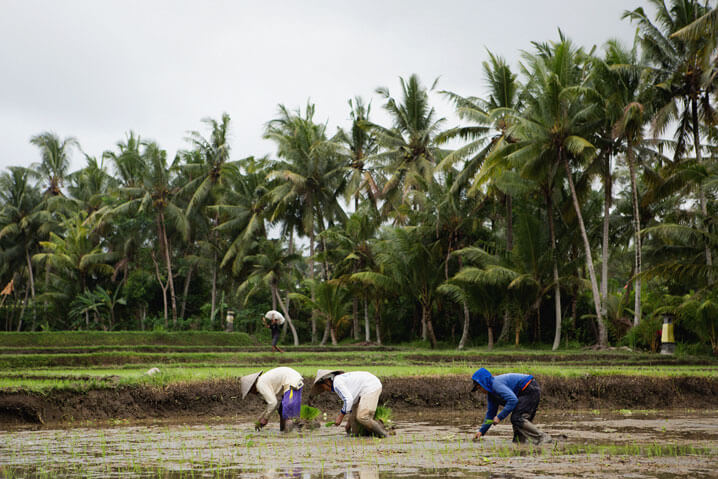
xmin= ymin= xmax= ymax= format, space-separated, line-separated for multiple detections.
xmin=473 ymin=368 xmax=533 ymax=434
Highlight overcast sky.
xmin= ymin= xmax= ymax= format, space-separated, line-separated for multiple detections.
xmin=1 ymin=0 xmax=647 ymax=177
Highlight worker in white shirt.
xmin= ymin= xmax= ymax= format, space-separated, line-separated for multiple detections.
xmin=262 ymin=310 xmax=285 ymax=352
xmin=241 ymin=366 xmax=303 ymax=432
xmin=312 ymin=369 xmax=388 ymax=438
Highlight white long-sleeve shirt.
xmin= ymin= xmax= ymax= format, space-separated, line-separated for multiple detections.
xmin=256 ymin=367 xmax=303 ymax=420
xmin=332 ymin=371 xmax=382 ymax=414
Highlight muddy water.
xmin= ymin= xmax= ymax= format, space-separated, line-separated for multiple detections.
xmin=0 ymin=410 xmax=716 ymax=478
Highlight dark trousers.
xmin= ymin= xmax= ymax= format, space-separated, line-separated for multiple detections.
xmin=271 ymin=326 xmax=281 ymax=347
xmin=510 ymin=380 xmax=541 ymax=441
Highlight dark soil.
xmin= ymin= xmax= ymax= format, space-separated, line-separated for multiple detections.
xmin=1 ymin=375 xmax=716 ymax=427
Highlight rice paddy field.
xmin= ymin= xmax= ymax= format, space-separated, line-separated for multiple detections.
xmin=0 ymin=332 xmax=716 ymax=478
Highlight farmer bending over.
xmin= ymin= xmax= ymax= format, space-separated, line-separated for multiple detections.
xmin=471 ymin=367 xmax=551 ymax=444
xmin=313 ymin=369 xmax=388 ymax=438
xmin=262 ymin=310 xmax=285 ymax=352
xmin=241 ymin=366 xmax=303 ymax=432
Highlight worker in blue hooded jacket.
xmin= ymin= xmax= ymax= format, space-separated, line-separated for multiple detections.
xmin=471 ymin=368 xmax=551 ymax=444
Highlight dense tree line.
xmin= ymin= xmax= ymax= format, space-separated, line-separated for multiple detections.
xmin=1 ymin=1 xmax=716 ymax=353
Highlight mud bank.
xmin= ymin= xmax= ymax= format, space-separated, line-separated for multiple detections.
xmin=1 ymin=375 xmax=716 ymax=426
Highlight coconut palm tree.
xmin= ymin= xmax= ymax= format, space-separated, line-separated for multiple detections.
xmin=439 ymin=246 xmax=517 ymax=349
xmin=264 ymin=102 xmax=347 ymax=342
xmin=290 ymin=279 xmax=351 ymax=346
xmin=216 ymin=156 xmax=273 ymax=273
xmin=586 ymin=39 xmax=650 ymax=326
xmin=33 ymin=212 xmax=116 ymax=329
xmin=238 ymin=238 xmax=301 ymax=345
xmin=112 ymin=141 xmax=188 ymax=326
xmin=624 ymin=0 xmax=715 ymax=266
xmin=318 ymin=205 xmax=380 ymax=341
xmin=338 ymin=97 xmax=381 ymax=211
xmin=0 ymin=167 xmax=45 ymax=329
xmin=374 ymin=226 xmax=444 ymax=348
xmin=30 ymin=132 xmax=78 ymax=197
xmin=367 ymin=74 xmax=446 ymax=218
xmin=180 ymin=113 xmax=238 ymax=322
xmin=509 ymin=35 xmax=608 ymax=347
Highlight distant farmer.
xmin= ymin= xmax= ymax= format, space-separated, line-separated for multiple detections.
xmin=313 ymin=369 xmax=388 ymax=438
xmin=262 ymin=310 xmax=285 ymax=352
xmin=240 ymin=366 xmax=303 ymax=433
xmin=471 ymin=367 xmax=551 ymax=444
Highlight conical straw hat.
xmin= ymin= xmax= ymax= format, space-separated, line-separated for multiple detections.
xmin=240 ymin=371 xmax=263 ymax=399
xmin=313 ymin=369 xmax=344 ymax=385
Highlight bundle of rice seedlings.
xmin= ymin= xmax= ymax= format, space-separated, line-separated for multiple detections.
xmin=374 ymin=405 xmax=392 ymax=425
xmin=351 ymin=404 xmax=394 ymax=436
xmin=300 ymin=405 xmax=321 ymax=421
xmin=298 ymin=405 xmax=322 ymax=430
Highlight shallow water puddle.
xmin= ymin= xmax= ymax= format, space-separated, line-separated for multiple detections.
xmin=0 ymin=410 xmax=716 ymax=478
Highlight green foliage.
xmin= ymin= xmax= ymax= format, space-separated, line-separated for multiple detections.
xmin=374 ymin=405 xmax=392 ymax=423
xmin=0 ymin=2 xmax=716 ymax=356
xmin=300 ymin=405 xmax=321 ymax=421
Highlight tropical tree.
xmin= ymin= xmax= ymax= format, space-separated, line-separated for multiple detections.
xmin=264 ymin=103 xmax=347 ymax=342
xmin=181 ymin=113 xmax=237 ymax=322
xmin=367 ymin=74 xmax=446 ymax=217
xmin=291 ymin=279 xmax=351 ymax=346
xmin=440 ymin=246 xmax=517 ymax=349
xmin=374 ymin=226 xmax=445 ymax=347
xmin=509 ymin=35 xmax=608 ymax=347
xmin=33 ymin=212 xmax=116 ymax=328
xmin=587 ymin=39 xmax=650 ymax=326
xmin=111 ymin=141 xmax=188 ymax=326
xmin=0 ymin=167 xmax=44 ymax=329
xmin=30 ymin=132 xmax=78 ymax=197
xmin=238 ymin=238 xmax=301 ymax=345
xmin=625 ymin=0 xmax=716 ymax=266
xmin=338 ymin=97 xmax=381 ymax=210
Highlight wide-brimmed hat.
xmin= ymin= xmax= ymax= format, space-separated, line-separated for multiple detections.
xmin=240 ymin=371 xmax=263 ymax=399
xmin=313 ymin=369 xmax=344 ymax=385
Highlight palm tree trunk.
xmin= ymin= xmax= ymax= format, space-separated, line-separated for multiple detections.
xmin=487 ymin=321 xmax=494 ymax=351
xmin=151 ymin=249 xmax=169 ymax=328
xmin=499 ymin=196 xmax=514 ymax=345
xmin=159 ymin=213 xmax=178 ymax=326
xmin=374 ymin=300 xmax=382 ymax=345
xmin=274 ymin=285 xmax=299 ymax=346
xmin=626 ymin=144 xmax=642 ymax=326
xmin=506 ymin=193 xmax=513 ymax=251
xmin=562 ymin=154 xmax=607 ymax=347
xmin=692 ymin=97 xmax=712 ymax=268
xmin=421 ymin=310 xmax=427 ymax=341
xmin=364 ymin=299 xmax=370 ymax=342
xmin=24 ymin=249 xmax=36 ymax=327
xmin=210 ymin=250 xmax=217 ymax=323
xmin=546 ymin=191 xmax=562 ymax=351
xmin=309 ymin=230 xmax=317 ymax=343
xmin=601 ymin=153 xmax=611 ymax=325
xmin=180 ymin=264 xmax=193 ymax=319
xmin=330 ymin=323 xmax=338 ymax=345
xmin=352 ymin=286 xmax=360 ymax=341
xmin=458 ymin=301 xmax=470 ymax=350
xmin=423 ymin=304 xmax=437 ymax=349
xmin=16 ymin=280 xmax=30 ymax=332
xmin=320 ymin=318 xmax=331 ymax=346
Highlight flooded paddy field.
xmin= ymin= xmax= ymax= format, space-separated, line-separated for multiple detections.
xmin=1 ymin=409 xmax=716 ymax=478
